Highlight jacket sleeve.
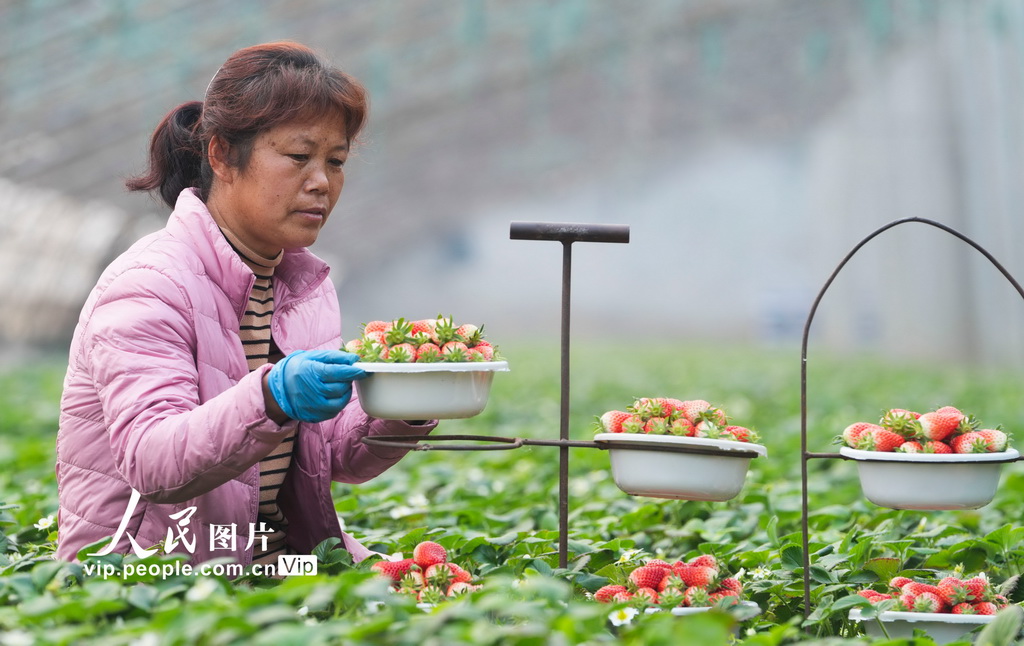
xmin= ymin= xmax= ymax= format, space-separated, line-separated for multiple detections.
xmin=322 ymin=390 xmax=437 ymax=484
xmin=84 ymin=266 xmax=295 ymax=504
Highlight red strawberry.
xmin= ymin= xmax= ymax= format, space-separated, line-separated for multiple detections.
xmin=409 ymin=319 xmax=434 ymax=337
xmin=684 ymin=585 xmax=710 ymax=607
xmin=722 ymin=425 xmax=757 ymax=443
xmin=918 ymin=408 xmax=963 ymax=441
xmin=903 ymin=582 xmax=942 ymax=597
xmin=973 ymin=601 xmax=998 ymax=615
xmin=597 ymin=411 xmax=631 ymax=434
xmin=911 ymin=591 xmax=945 ymax=613
xmin=363 ymin=320 xmax=391 ymax=335
xmin=718 ymin=577 xmax=743 ymax=594
xmin=842 ymin=422 xmax=881 ymax=448
xmin=993 ymin=594 xmax=1010 ymax=608
xmin=629 ymin=565 xmax=668 ymax=590
xmin=679 ymin=400 xmax=714 ymax=424
xmin=669 ymin=418 xmax=695 ymax=437
xmin=445 ymin=562 xmax=472 ymax=584
xmin=645 ymin=559 xmax=674 ymax=571
xmin=963 ymin=576 xmax=991 ymax=602
xmin=678 ymin=565 xmax=718 ymax=588
xmin=644 ymin=416 xmax=669 ymax=434
xmin=880 ymin=409 xmax=922 ymax=437
xmin=977 ymin=429 xmax=1009 ymax=452
xmin=364 ymin=331 xmax=388 ymax=346
xmin=612 ymin=590 xmax=634 ymax=603
xmin=440 ymin=341 xmax=469 ymax=361
xmin=631 ymin=397 xmax=672 ymax=419
xmin=454 ymin=323 xmax=483 ymax=345
xmin=857 ymin=589 xmax=884 ymax=601
xmin=447 ymin=581 xmax=480 ymax=597
xmin=472 ymin=341 xmax=495 ymax=360
xmin=385 ymin=342 xmax=416 ymax=363
xmin=634 ymin=587 xmax=659 ymax=604
xmin=370 ymin=557 xmax=415 ymax=582
xmin=708 ymin=590 xmax=740 ymax=605
xmin=343 ymin=338 xmax=363 ymax=354
xmin=937 ymin=577 xmax=970 ymax=605
xmin=412 ymin=541 xmax=448 ymax=569
xmin=621 ymin=414 xmax=645 ymax=434
xmin=856 ymin=427 xmax=904 ymax=452
xmin=952 ymin=602 xmax=976 ymax=614
xmin=416 ymin=343 xmax=442 ymax=362
xmin=922 ymin=440 xmax=953 ymax=454
xmin=594 ymin=584 xmax=629 ymax=603
xmin=688 ymin=555 xmax=719 ymax=571
xmin=662 ymin=398 xmax=686 ymax=414
xmin=952 ymin=432 xmax=990 ymax=454
xmin=897 ymin=441 xmax=923 ymax=453
xmin=889 ymin=576 xmax=913 ymax=591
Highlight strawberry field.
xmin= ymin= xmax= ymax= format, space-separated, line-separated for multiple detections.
xmin=4 ymin=342 xmax=1024 ymax=645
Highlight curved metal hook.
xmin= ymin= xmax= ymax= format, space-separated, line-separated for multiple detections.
xmin=799 ymin=217 xmax=1024 ymax=618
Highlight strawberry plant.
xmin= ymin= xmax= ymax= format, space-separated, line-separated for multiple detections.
xmin=5 ymin=343 xmax=1024 ymax=644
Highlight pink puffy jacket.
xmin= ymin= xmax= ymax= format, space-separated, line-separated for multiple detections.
xmin=56 ymin=188 xmax=434 ymax=565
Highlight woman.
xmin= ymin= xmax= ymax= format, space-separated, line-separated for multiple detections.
xmin=56 ymin=42 xmax=434 ymax=568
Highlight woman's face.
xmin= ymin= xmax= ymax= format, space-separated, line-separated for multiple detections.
xmin=208 ymin=112 xmax=349 ymax=257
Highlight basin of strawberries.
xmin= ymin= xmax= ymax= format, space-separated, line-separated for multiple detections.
xmin=847 ymin=573 xmax=1009 ymax=644
xmin=837 ymin=406 xmax=1020 ymax=510
xmin=593 ymin=397 xmax=767 ymax=501
xmin=346 ymin=315 xmax=508 ymax=420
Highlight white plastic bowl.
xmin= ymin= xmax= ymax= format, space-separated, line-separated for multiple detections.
xmin=353 ymin=361 xmax=509 ymax=420
xmin=849 ymin=608 xmax=993 ymax=644
xmin=839 ymin=446 xmax=1019 ymax=510
xmin=594 ymin=433 xmax=768 ymax=501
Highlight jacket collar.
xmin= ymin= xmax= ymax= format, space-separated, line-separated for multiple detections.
xmin=166 ymin=189 xmax=331 ymax=318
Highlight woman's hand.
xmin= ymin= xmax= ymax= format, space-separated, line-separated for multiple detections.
xmin=266 ymin=350 xmax=367 ymax=422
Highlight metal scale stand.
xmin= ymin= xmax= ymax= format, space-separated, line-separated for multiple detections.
xmin=365 ymin=221 xmax=629 ymax=568
xmin=365 ymin=220 xmax=767 ymax=569
xmin=798 ymin=217 xmax=1024 ymax=618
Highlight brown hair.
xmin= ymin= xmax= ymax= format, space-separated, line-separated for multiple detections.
xmin=127 ymin=41 xmax=368 ymax=208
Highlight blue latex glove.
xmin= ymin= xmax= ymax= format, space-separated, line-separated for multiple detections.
xmin=267 ymin=350 xmax=367 ymax=423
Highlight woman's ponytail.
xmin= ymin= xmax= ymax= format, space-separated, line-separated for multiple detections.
xmin=125 ymin=101 xmax=206 ymax=208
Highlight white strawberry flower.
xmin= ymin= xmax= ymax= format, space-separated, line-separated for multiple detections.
xmin=408 ymin=493 xmax=429 ymax=508
xmin=185 ymin=577 xmax=218 ymax=602
xmin=33 ymin=515 xmax=54 ymax=530
xmin=390 ymin=505 xmax=414 ymax=519
xmin=616 ymin=549 xmax=643 ymax=564
xmin=608 ymin=606 xmax=639 ymax=626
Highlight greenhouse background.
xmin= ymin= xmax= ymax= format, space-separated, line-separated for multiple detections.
xmin=2 ymin=0 xmax=1024 ymax=363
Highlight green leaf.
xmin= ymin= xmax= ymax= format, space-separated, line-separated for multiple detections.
xmin=975 ymin=604 xmax=1024 ymax=646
